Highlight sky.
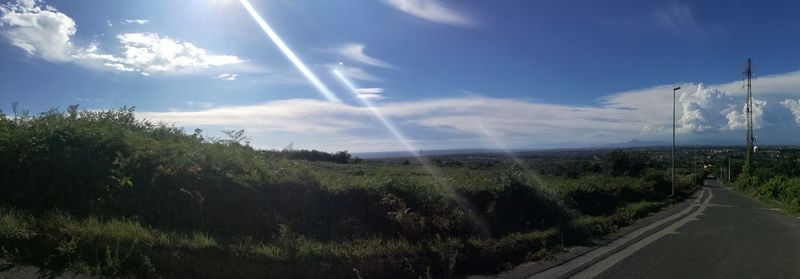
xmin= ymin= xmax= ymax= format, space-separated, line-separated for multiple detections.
xmin=2 ymin=0 xmax=800 ymax=152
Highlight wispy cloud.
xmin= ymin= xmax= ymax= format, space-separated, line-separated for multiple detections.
xmin=215 ymin=73 xmax=238 ymax=81
xmin=781 ymin=99 xmax=800 ymax=124
xmin=139 ymin=99 xmax=365 ymax=135
xmin=121 ymin=19 xmax=149 ymax=25
xmin=329 ymin=64 xmax=381 ymax=81
xmin=139 ymin=69 xmax=800 ymax=151
xmin=138 ymin=96 xmax=645 ymax=151
xmin=356 ymin=88 xmax=386 ymax=100
xmin=715 ymin=69 xmax=800 ymax=97
xmin=338 ymin=43 xmax=394 ymax=68
xmin=382 ymin=0 xmax=474 ymax=27
xmin=183 ymin=101 xmax=214 ymax=109
xmin=654 ymin=2 xmax=708 ymax=40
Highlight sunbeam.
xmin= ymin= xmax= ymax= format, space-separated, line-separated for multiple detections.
xmin=238 ymin=0 xmax=341 ymax=103
xmin=239 ymin=0 xmax=490 ymax=236
xmin=332 ymin=69 xmax=418 ymax=156
xmin=333 ymin=68 xmax=491 ymax=236
xmin=474 ymin=121 xmax=550 ymax=189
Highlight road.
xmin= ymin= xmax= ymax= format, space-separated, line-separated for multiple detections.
xmin=581 ymin=180 xmax=800 ymax=278
xmin=0 ymin=260 xmax=89 ymax=279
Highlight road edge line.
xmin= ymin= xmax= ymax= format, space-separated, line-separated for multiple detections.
xmin=527 ymin=187 xmax=709 ymax=279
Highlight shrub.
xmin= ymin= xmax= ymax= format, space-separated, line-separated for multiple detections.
xmin=606 ymin=150 xmax=648 ymax=177
xmin=758 ymin=176 xmax=786 ymax=200
xmin=0 ymin=106 xmax=687 ymax=278
xmin=0 ymin=208 xmax=36 ymax=240
xmin=262 ymin=149 xmax=355 ymax=164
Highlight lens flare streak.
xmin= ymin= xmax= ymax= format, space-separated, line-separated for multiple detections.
xmin=238 ymin=0 xmax=489 ymax=236
xmin=332 ymin=69 xmax=418 ymax=156
xmin=239 ymin=0 xmax=341 ymax=103
xmin=333 ymin=69 xmax=490 ymax=235
xmin=474 ymin=121 xmax=549 ymax=188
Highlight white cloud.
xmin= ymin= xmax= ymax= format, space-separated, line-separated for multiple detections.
xmin=137 ymin=69 xmax=800 ymax=151
xmin=122 ymin=19 xmax=149 ymax=25
xmin=103 ymin=62 xmax=136 ymax=72
xmin=723 ymin=99 xmax=766 ymax=130
xmin=358 ymin=95 xmax=385 ymax=101
xmin=75 ymin=32 xmax=245 ymax=75
xmin=0 ymin=0 xmax=76 ymax=62
xmin=0 ymin=0 xmax=243 ymax=76
xmin=216 ymin=73 xmax=238 ymax=81
xmin=330 ymin=64 xmax=381 ymax=81
xmin=675 ymin=84 xmax=766 ymax=133
xmin=356 ymin=88 xmax=385 ymax=94
xmin=600 ymin=80 xmax=787 ymax=136
xmin=382 ymin=0 xmax=474 ymax=27
xmin=184 ymin=101 xmax=214 ymax=109
xmin=338 ymin=43 xmax=394 ymax=68
xmin=356 ymin=88 xmax=386 ymax=100
xmin=716 ymin=69 xmax=800 ymax=97
xmin=781 ymin=99 xmax=800 ymax=124
xmin=138 ymin=97 xmax=644 ymax=150
xmin=138 ymin=99 xmax=366 ymax=135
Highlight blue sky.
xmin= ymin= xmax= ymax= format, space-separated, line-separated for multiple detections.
xmin=3 ymin=0 xmax=800 ymax=152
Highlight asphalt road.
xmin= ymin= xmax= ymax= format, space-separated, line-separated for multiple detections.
xmin=591 ymin=180 xmax=800 ymax=278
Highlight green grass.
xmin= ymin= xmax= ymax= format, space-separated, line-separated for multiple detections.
xmin=0 ymin=208 xmax=36 ymax=240
xmin=0 ymin=202 xmax=674 ymax=278
xmin=617 ymin=201 xmax=669 ymax=222
xmin=0 ymin=107 xmax=698 ymax=278
xmin=732 ymin=174 xmax=800 ymax=215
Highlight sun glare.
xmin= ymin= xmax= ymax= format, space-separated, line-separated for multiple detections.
xmin=238 ymin=0 xmax=341 ymax=103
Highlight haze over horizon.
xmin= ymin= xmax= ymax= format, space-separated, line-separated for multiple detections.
xmin=3 ymin=0 xmax=800 ymax=152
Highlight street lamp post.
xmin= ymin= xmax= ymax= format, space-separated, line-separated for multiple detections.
xmin=671 ymin=86 xmax=681 ymax=197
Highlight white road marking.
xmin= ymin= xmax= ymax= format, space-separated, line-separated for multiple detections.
xmin=570 ymin=188 xmax=714 ymax=278
xmin=708 ymin=203 xmax=781 ymax=211
xmin=529 ymin=189 xmax=708 ymax=279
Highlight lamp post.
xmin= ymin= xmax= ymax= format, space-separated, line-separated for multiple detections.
xmin=671 ymin=86 xmax=681 ymax=197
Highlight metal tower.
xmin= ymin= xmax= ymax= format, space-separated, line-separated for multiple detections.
xmin=743 ymin=58 xmax=754 ymax=169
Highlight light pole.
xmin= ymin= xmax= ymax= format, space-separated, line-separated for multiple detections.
xmin=671 ymin=86 xmax=681 ymax=197
xmin=728 ymin=157 xmax=731 ymax=184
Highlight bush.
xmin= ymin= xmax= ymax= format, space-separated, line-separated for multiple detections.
xmin=758 ymin=176 xmax=786 ymax=201
xmin=753 ymin=176 xmax=800 ymax=213
xmin=262 ymin=149 xmax=355 ymax=164
xmin=617 ymin=201 xmax=667 ymax=221
xmin=735 ymin=172 xmax=758 ymax=192
xmin=553 ymin=176 xmax=653 ymax=216
xmin=0 ymin=208 xmax=36 ymax=240
xmin=606 ymin=150 xmax=648 ymax=177
xmin=0 ymin=106 xmax=687 ymax=278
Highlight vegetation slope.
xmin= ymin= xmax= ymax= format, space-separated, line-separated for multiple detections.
xmin=0 ymin=107 xmax=699 ymax=278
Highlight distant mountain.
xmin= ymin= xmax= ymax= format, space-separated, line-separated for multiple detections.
xmin=353 ymin=139 xmax=760 ymax=159
xmin=354 ymin=148 xmax=505 ymax=159
xmin=600 ymin=139 xmax=671 ymax=148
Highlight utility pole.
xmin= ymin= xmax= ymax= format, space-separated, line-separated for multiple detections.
xmin=743 ymin=58 xmax=754 ymax=174
xmin=671 ymin=86 xmax=681 ymax=197
xmin=728 ymin=157 xmax=731 ymax=183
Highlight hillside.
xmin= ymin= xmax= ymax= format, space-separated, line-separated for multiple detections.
xmin=0 ymin=107 xmax=699 ymax=278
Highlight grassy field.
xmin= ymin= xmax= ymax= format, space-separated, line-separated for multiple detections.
xmin=731 ymin=150 xmax=800 ymax=215
xmin=0 ymin=107 xmax=700 ymax=278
